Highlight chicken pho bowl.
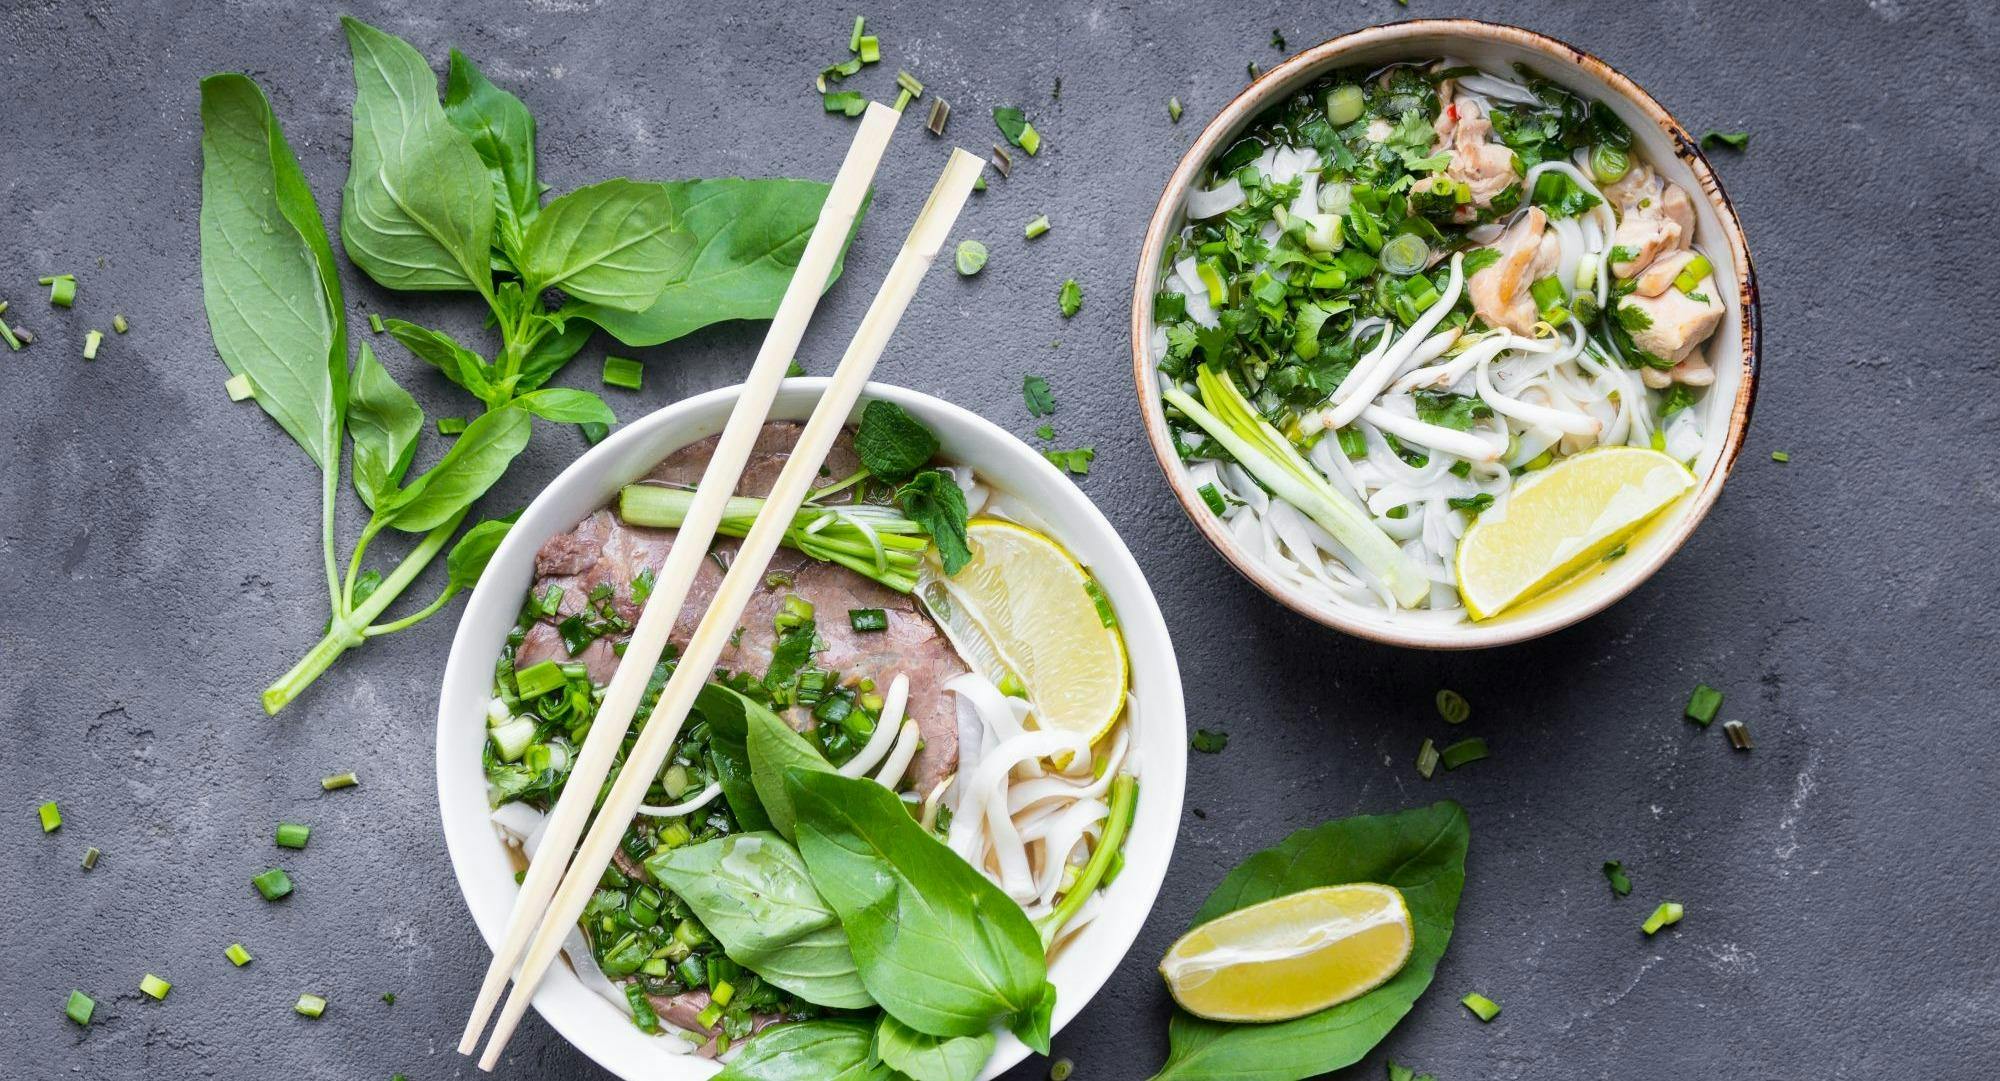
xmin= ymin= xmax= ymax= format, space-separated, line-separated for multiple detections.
xmin=1134 ymin=21 xmax=1757 ymax=647
xmin=437 ymin=380 xmax=1185 ymax=1081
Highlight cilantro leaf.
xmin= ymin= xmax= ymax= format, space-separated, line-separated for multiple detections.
xmin=895 ymin=469 xmax=971 ymax=575
xmin=854 ymin=400 xmax=940 ymax=483
xmin=1023 ymin=374 xmax=1056 ymax=417
xmin=1058 ymin=278 xmax=1082 ymax=318
xmin=1411 ymin=389 xmax=1493 ymax=431
xmin=1603 ymin=859 xmax=1633 ymax=896
xmin=1044 ymin=446 xmax=1095 ymax=475
xmin=1191 ymin=729 xmax=1228 ymax=754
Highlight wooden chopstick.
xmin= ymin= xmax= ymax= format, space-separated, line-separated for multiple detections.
xmin=455 ymin=102 xmax=902 ymax=1059
xmin=474 ymin=147 xmax=985 ymax=1071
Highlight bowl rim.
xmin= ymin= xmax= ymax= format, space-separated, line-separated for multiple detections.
xmin=434 ymin=378 xmax=1188 ymax=1080
xmin=1128 ymin=18 xmax=1761 ymax=649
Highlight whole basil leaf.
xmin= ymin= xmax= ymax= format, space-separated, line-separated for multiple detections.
xmin=647 ymin=832 xmax=873 ymax=1008
xmin=522 ymin=178 xmax=691 ymax=312
xmin=1149 ymin=801 xmax=1470 ymax=1081
xmin=690 ymin=683 xmax=775 ymax=833
xmin=785 ymin=768 xmax=1048 ymax=1040
xmin=875 ymin=1014 xmax=996 ymax=1081
xmin=379 ymin=405 xmax=531 ymax=532
xmin=347 ymin=343 xmax=423 ymax=510
xmin=576 ymin=178 xmax=863 ymax=346
xmin=444 ymin=512 xmax=518 ymax=594
xmin=198 ymin=73 xmax=347 ymax=472
xmin=745 ymin=697 xmax=835 ymax=842
xmin=512 ymin=388 xmax=616 ymax=427
xmin=714 ymin=1020 xmax=893 ymax=1081
xmin=443 ymin=49 xmax=538 ymax=263
xmin=382 ymin=318 xmax=500 ymax=405
xmin=516 ymin=312 xmax=597 ymax=393
xmin=1008 ymin=980 xmax=1055 ymax=1054
xmin=339 ymin=16 xmax=495 ymax=295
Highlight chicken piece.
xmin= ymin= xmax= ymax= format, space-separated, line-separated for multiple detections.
xmin=1418 ymin=79 xmax=1519 ymax=221
xmin=1619 ymin=281 xmax=1724 ymax=364
xmin=1604 ymin=164 xmax=1697 ymax=278
xmin=1632 ymin=249 xmax=1699 ymax=299
xmin=1639 ymin=351 xmax=1716 ymax=389
xmin=1468 ymin=206 xmax=1561 ymax=335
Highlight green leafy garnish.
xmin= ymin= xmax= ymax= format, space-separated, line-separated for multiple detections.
xmin=1701 ymin=130 xmax=1750 ymax=151
xmin=1412 ymin=390 xmax=1493 ymax=431
xmin=1058 ymin=278 xmax=1083 ymax=318
xmin=1191 ymin=729 xmax=1228 ymax=753
xmin=1023 ymin=374 xmax=1056 ymax=417
xmin=1602 ymin=860 xmax=1632 ymax=897
xmin=993 ymin=106 xmax=1041 ymax=155
xmin=1044 ymin=446 xmax=1095 ymax=475
xmin=896 ymin=470 xmax=970 ymax=575
xmin=854 ymin=400 xmax=940 ymax=483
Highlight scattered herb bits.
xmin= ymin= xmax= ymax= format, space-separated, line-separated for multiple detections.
xmin=39 ymin=800 xmax=61 ymax=832
xmin=993 ymin=106 xmax=1041 ymax=155
xmin=275 ymin=822 xmax=312 ymax=849
xmin=1460 ymin=992 xmax=1502 ymax=1021
xmin=1191 ymin=729 xmax=1228 ymax=753
xmin=226 ymin=943 xmax=253 ymax=967
xmin=225 ymin=374 xmax=255 ymax=401
xmin=1701 ymin=130 xmax=1750 ymax=151
xmin=1023 ymin=374 xmax=1055 ymax=416
xmin=1439 ymin=737 xmax=1488 ymax=770
xmin=140 ymin=974 xmax=172 ymax=1001
xmin=847 ymin=608 xmax=888 ymax=632
xmin=1641 ymin=901 xmax=1684 ymax=935
xmin=823 ymin=91 xmax=867 ymax=117
xmin=1770 ymin=451 xmax=1790 ymax=463
xmin=990 ymin=145 xmax=1013 ymax=178
xmin=113 ymin=314 xmax=129 ymax=334
xmin=294 ymin=993 xmax=328 ymax=1018
xmin=42 ymin=274 xmax=76 ymax=307
xmin=602 ymin=355 xmax=644 ymax=391
xmin=1050 ymin=1058 xmax=1075 ymax=1081
xmin=954 ymin=240 xmax=988 ymax=276
xmin=320 ymin=771 xmax=359 ymax=791
xmin=1415 ymin=737 xmax=1440 ymax=779
xmin=1602 ymin=860 xmax=1632 ymax=896
xmin=1058 ymin=278 xmax=1083 ymax=318
xmin=0 ymin=309 xmax=20 ymax=351
xmin=368 ymin=313 xmax=384 ymax=333
xmin=1197 ymin=482 xmax=1228 ymax=516
xmin=81 ymin=846 xmax=101 ymax=870
xmin=381 ymin=991 xmax=397 ymax=1005
xmin=1435 ymin=688 xmax=1471 ymax=724
xmin=252 ymin=867 xmax=294 ymax=901
xmin=1044 ymin=446 xmax=1095 ymax=475
xmin=65 ymin=990 xmax=95 ymax=1026
xmin=1024 ymin=214 xmax=1050 ymax=239
xmin=435 ymin=417 xmax=468 ymax=435
xmin=1723 ymin=720 xmax=1753 ymax=750
xmin=1685 ymin=683 xmax=1723 ymax=726
xmin=1034 ymin=423 xmax=1055 ymax=441
xmin=83 ymin=329 xmax=104 ymax=359
xmin=926 ymin=96 xmax=950 ymax=135
xmin=1168 ymin=96 xmax=1184 ymax=123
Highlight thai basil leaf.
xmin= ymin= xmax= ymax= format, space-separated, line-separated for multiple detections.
xmin=512 ymin=387 xmax=616 ymax=427
xmin=377 ymin=404 xmax=531 ymax=532
xmin=383 ymin=319 xmax=502 ymax=406
xmin=646 ymin=833 xmax=873 ymax=1008
xmin=347 ymin=343 xmax=423 ymax=510
xmin=198 ymin=73 xmax=347 ymax=472
xmin=576 ymin=178 xmax=861 ymax=346
xmin=522 ymin=178 xmax=691 ymax=312
xmin=713 ymin=1020 xmax=892 ymax=1081
xmin=875 ymin=1014 xmax=996 ymax=1081
xmin=339 ymin=16 xmax=495 ymax=295
xmin=784 ymin=768 xmax=1048 ymax=1040
xmin=443 ymin=48 xmax=538 ymax=263
xmin=745 ymin=698 xmax=835 ymax=842
xmin=691 ymin=682 xmax=775 ymax=833
xmin=515 ymin=313 xmax=597 ymax=393
xmin=444 ymin=512 xmax=518 ymax=594
xmin=1149 ymin=801 xmax=1470 ymax=1081
xmin=1009 ymin=980 xmax=1055 ymax=1054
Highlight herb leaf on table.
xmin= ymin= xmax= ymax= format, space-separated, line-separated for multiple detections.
xmin=443 ymin=49 xmax=540 ymax=263
xmin=521 ymin=178 xmax=692 ymax=310
xmin=346 ymin=344 xmax=423 ymax=510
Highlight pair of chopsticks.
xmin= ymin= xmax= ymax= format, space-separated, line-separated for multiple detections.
xmin=459 ymin=102 xmax=986 ymax=1070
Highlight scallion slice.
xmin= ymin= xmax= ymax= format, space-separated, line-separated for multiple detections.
xmin=225 ymin=374 xmax=255 ymax=401
xmin=1197 ymin=483 xmax=1227 ymax=515
xmin=436 ymin=417 xmax=467 ymax=435
xmin=1685 ymin=683 xmax=1722 ymax=726
xmin=39 ymin=801 xmax=62 ymax=832
xmin=1168 ymin=96 xmax=1184 ymax=123
xmin=66 ymin=990 xmax=95 ymax=1025
xmin=954 ymin=239 xmax=988 ymax=276
xmin=926 ymin=96 xmax=950 ymax=136
xmin=1435 ymin=689 xmax=1471 ymax=724
xmin=514 ymin=659 xmax=569 ymax=699
xmin=1460 ymin=992 xmax=1501 ymax=1021
xmin=1602 ymin=860 xmax=1632 ymax=896
xmin=1415 ymin=738 xmax=1440 ymax=779
xmin=113 ymin=313 xmax=129 ymax=334
xmin=603 ymin=355 xmax=644 ymax=391
xmin=1024 ymin=214 xmax=1051 ymax=239
xmin=294 ymin=993 xmax=328 ymax=1018
xmin=320 ymin=771 xmax=359 ymax=790
xmin=1641 ymin=901 xmax=1684 ymax=935
xmin=140 ymin=974 xmax=172 ymax=1000
xmin=46 ymin=274 xmax=76 ymax=307
xmin=252 ymin=867 xmax=293 ymax=901
xmin=226 ymin=943 xmax=253 ymax=966
xmin=1723 ymin=720 xmax=1753 ymax=750
xmin=82 ymin=329 xmax=103 ymax=360
xmin=275 ymin=822 xmax=311 ymax=849
xmin=1770 ymin=450 xmax=1790 ymax=463
xmin=857 ymin=35 xmax=880 ymax=64
xmin=848 ymin=608 xmax=888 ymax=632
xmin=368 ymin=313 xmax=385 ymax=334
xmin=1438 ymin=737 xmax=1488 ymax=770
xmin=848 ymin=14 xmax=865 ymax=52
xmin=82 ymin=846 xmax=100 ymax=870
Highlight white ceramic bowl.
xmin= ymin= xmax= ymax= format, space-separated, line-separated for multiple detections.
xmin=1131 ymin=20 xmax=1761 ymax=649
xmin=436 ymin=379 xmax=1187 ymax=1080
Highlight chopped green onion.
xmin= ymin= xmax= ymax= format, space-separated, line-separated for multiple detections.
xmin=1700 ymin=130 xmax=1749 ymax=151
xmin=1770 ymin=450 xmax=1790 ymax=463
xmin=1058 ymin=278 xmax=1082 ymax=318
xmin=926 ymin=96 xmax=950 ymax=135
xmin=1435 ymin=689 xmax=1471 ymax=725
xmin=1641 ymin=901 xmax=1684 ymax=935
xmin=0 ymin=316 xmax=20 ymax=352
xmin=896 ymin=71 xmax=924 ymax=97
xmin=275 ymin=822 xmax=312 ymax=849
xmin=1685 ymin=683 xmax=1723 ymax=726
xmin=1415 ymin=737 xmax=1440 ymax=779
xmin=82 ymin=846 xmax=100 ymax=870
xmin=1050 ymin=1058 xmax=1075 ymax=1081
xmin=82 ymin=329 xmax=103 ymax=359
xmin=1438 ymin=737 xmax=1488 ymax=770
xmin=848 ymin=608 xmax=888 ymax=632
xmin=252 ymin=868 xmax=293 ymax=901
xmin=515 ymin=659 xmax=569 ymax=699
xmin=695 ymin=1001 xmax=724 ymax=1030
xmin=1197 ymin=483 xmax=1227 ymax=515
xmin=1024 ymin=214 xmax=1051 ymax=239
xmin=38 ymin=800 xmax=61 ymax=832
xmin=368 ymin=313 xmax=384 ymax=333
xmin=140 ymin=974 xmax=172 ymax=1000
xmin=892 ymin=88 xmax=913 ymax=112
xmin=320 ymin=771 xmax=359 ymax=790
xmin=823 ymin=91 xmax=868 ymax=117
xmin=857 ymin=35 xmax=880 ymax=64
xmin=112 ymin=314 xmax=129 ymax=334
xmin=1083 ymin=578 xmax=1118 ymax=627
xmin=46 ymin=275 xmax=76 ymax=307
xmin=225 ymin=374 xmax=255 ymax=401
xmin=1603 ymin=860 xmax=1632 ymax=896
xmin=1326 ymin=84 xmax=1365 ymax=126
xmin=436 ymin=417 xmax=467 ymax=435
xmin=1529 ymin=274 xmax=1567 ymax=315
xmin=1380 ymin=233 xmax=1431 ymax=277
xmin=1168 ymin=96 xmax=1184 ymax=123
xmin=711 ymin=979 xmax=737 ymax=1008
xmin=294 ymin=993 xmax=328 ymax=1018
xmin=955 ymin=239 xmax=988 ymax=276
xmin=1673 ymin=254 xmax=1713 ymax=294
xmin=1460 ymin=992 xmax=1501 ymax=1021
xmin=1723 ymin=720 xmax=1753 ymax=750
xmin=848 ymin=15 xmax=865 ymax=52
xmin=1589 ymin=143 xmax=1631 ymax=185
xmin=603 ymin=355 xmax=644 ymax=391
xmin=66 ymin=990 xmax=95 ymax=1025
xmin=226 ymin=943 xmax=253 ymax=966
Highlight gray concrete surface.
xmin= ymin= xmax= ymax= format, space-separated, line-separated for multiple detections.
xmin=4 ymin=1 xmax=1996 ymax=1078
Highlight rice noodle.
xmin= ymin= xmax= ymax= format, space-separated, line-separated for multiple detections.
xmin=637 ymin=782 xmax=723 ymax=819
xmin=838 ymin=673 xmax=908 ymax=777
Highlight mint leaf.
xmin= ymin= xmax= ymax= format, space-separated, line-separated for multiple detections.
xmin=896 ymin=470 xmax=970 ymax=575
xmin=854 ymin=400 xmax=940 ymax=483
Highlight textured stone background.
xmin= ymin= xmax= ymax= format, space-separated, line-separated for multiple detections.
xmin=4 ymin=1 xmax=1996 ymax=1078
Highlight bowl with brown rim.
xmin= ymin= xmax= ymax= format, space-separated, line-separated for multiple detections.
xmin=1130 ymin=18 xmax=1759 ymax=648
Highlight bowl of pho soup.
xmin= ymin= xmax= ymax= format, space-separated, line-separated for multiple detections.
xmin=1132 ymin=20 xmax=1759 ymax=648
xmin=437 ymin=379 xmax=1186 ymax=1080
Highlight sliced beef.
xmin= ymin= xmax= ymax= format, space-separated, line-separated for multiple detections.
xmin=646 ymin=989 xmax=781 ymax=1057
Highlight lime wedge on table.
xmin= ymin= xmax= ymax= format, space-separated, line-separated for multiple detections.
xmin=1455 ymin=447 xmax=1696 ymax=620
xmin=922 ymin=518 xmax=1127 ymax=746
xmin=1160 ymin=883 xmax=1414 ymax=1023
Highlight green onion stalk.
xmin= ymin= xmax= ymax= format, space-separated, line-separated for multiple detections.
xmin=618 ymin=484 xmax=930 ymax=592
xmin=1037 ymin=774 xmax=1138 ymax=950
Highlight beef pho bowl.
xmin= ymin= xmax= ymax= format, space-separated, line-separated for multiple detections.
xmin=1133 ymin=20 xmax=1758 ymax=648
xmin=437 ymin=379 xmax=1186 ymax=1081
